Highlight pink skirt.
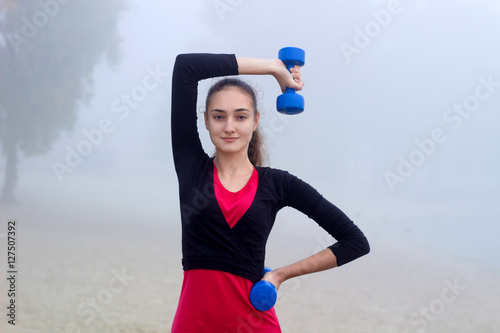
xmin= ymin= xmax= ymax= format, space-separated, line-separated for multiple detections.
xmin=171 ymin=269 xmax=281 ymax=332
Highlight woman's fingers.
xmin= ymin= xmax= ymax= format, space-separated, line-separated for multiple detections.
xmin=290 ymin=65 xmax=301 ymax=79
xmin=283 ymin=67 xmax=303 ymax=92
xmin=273 ymin=59 xmax=304 ymax=93
xmin=290 ymin=65 xmax=304 ymax=89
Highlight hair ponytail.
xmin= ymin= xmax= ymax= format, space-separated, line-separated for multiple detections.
xmin=248 ymin=126 xmax=266 ymax=167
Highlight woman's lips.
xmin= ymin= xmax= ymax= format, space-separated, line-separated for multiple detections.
xmin=222 ymin=137 xmax=238 ymax=142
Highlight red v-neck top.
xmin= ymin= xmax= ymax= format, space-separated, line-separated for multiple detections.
xmin=213 ymin=162 xmax=258 ymax=228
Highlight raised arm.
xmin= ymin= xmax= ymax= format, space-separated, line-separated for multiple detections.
xmin=171 ymin=54 xmax=238 ymax=172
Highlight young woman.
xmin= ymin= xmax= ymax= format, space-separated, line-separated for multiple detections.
xmin=170 ymin=53 xmax=370 ymax=332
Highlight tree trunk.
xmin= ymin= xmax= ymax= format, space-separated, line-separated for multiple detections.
xmin=1 ymin=143 xmax=18 ymax=203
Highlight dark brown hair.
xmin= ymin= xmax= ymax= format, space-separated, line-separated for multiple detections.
xmin=205 ymin=78 xmax=266 ymax=166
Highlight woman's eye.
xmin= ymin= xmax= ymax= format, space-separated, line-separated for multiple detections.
xmin=213 ymin=115 xmax=223 ymax=120
xmin=237 ymin=115 xmax=247 ymax=120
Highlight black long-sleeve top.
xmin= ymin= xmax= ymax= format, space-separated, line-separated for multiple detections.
xmin=171 ymin=53 xmax=370 ymax=283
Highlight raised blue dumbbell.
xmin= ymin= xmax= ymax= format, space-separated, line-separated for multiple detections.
xmin=250 ymin=266 xmax=277 ymax=311
xmin=276 ymin=47 xmax=305 ymax=115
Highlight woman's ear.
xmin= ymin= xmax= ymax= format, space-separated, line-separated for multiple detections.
xmin=253 ymin=111 xmax=260 ymax=131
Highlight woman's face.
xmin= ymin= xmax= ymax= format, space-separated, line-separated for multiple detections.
xmin=205 ymin=87 xmax=259 ymax=157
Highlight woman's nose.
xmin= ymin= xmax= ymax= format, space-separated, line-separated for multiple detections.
xmin=224 ymin=119 xmax=235 ymax=133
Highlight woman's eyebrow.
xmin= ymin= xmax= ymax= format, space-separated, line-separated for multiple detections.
xmin=210 ymin=109 xmax=226 ymax=113
xmin=210 ymin=108 xmax=251 ymax=113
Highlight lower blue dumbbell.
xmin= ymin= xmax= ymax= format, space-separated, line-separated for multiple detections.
xmin=250 ymin=267 xmax=277 ymax=311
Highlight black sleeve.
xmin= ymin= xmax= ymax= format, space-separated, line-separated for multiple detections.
xmin=171 ymin=53 xmax=239 ymax=173
xmin=284 ymin=172 xmax=370 ymax=266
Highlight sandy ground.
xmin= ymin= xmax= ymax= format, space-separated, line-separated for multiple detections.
xmin=1 ymin=172 xmax=499 ymax=333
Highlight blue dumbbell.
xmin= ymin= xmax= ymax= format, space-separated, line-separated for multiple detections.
xmin=276 ymin=47 xmax=305 ymax=115
xmin=250 ymin=266 xmax=277 ymax=311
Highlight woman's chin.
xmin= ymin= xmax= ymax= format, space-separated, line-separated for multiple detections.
xmin=215 ymin=144 xmax=247 ymax=156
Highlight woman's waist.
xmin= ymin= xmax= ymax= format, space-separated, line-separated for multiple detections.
xmin=182 ymin=257 xmax=263 ymax=283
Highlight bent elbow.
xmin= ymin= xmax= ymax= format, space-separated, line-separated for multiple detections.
xmin=362 ymin=236 xmax=370 ymax=256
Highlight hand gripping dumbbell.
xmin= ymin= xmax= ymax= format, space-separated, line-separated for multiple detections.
xmin=276 ymin=47 xmax=305 ymax=115
xmin=250 ymin=266 xmax=277 ymax=311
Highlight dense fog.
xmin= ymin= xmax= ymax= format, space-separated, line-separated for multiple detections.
xmin=1 ymin=1 xmax=499 ymax=332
